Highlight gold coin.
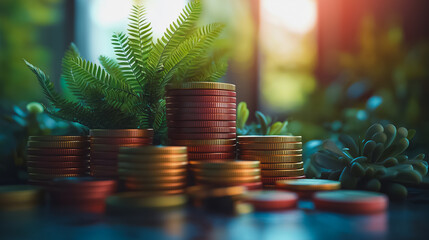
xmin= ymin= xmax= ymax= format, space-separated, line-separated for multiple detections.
xmin=118 ymin=161 xmax=188 ymax=169
xmin=118 ymin=168 xmax=187 ymax=177
xmin=260 ymin=162 xmax=304 ymax=169
xmin=239 ymin=154 xmax=302 ymax=163
xmin=0 ymin=185 xmax=43 ymax=204
xmin=90 ymin=129 xmax=154 ymax=138
xmin=29 ymin=136 xmax=88 ymax=142
xmin=90 ymin=143 xmax=145 ymax=152
xmin=275 ymin=179 xmax=341 ymax=191
xmin=239 ymin=150 xmax=302 ymax=155
xmin=196 ymin=175 xmax=261 ymax=184
xmin=119 ymin=146 xmax=187 ymax=155
xmin=106 ymin=193 xmax=187 ymax=209
xmin=27 ymin=141 xmax=89 ymax=149
xmin=123 ymin=175 xmax=187 ymax=183
xmin=190 ymin=160 xmax=259 ymax=169
xmin=193 ymin=168 xmax=260 ymax=177
xmin=238 ymin=142 xmax=302 ymax=150
xmin=118 ymin=154 xmax=188 ymax=162
xmin=261 ymin=168 xmax=305 ymax=177
xmin=187 ymin=185 xmax=246 ymax=198
xmin=238 ymin=135 xmax=302 ymax=143
xmin=170 ymin=139 xmax=236 ymax=146
xmin=124 ymin=181 xmax=187 ymax=190
xmin=167 ymin=82 xmax=236 ymax=91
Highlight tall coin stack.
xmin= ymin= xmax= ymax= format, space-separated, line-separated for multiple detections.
xmin=27 ymin=136 xmax=90 ymax=185
xmin=190 ymin=160 xmax=263 ymax=190
xmin=117 ymin=146 xmax=188 ymax=195
xmin=237 ymin=136 xmax=305 ymax=188
xmin=89 ymin=129 xmax=153 ymax=178
xmin=166 ymin=82 xmax=237 ymax=162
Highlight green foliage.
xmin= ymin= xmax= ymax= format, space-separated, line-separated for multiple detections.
xmin=24 ymin=0 xmax=228 ymax=144
xmin=307 ymin=123 xmax=427 ymax=200
xmin=237 ymin=101 xmax=289 ymax=135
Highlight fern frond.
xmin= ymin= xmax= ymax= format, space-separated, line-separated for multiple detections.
xmin=128 ymin=5 xmax=153 ymax=69
xmin=147 ymin=0 xmax=201 ymax=71
xmin=112 ymin=32 xmax=145 ymax=94
xmin=188 ymin=49 xmax=229 ymax=82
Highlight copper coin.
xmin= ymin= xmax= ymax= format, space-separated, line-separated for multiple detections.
xmin=168 ymin=127 xmax=236 ymax=134
xmin=119 ymin=146 xmax=187 ymax=155
xmin=239 ymin=154 xmax=302 ymax=163
xmin=169 ymin=132 xmax=236 ymax=140
xmin=90 ymin=159 xmax=118 ymax=166
xmin=238 ymin=142 xmax=302 ymax=150
xmin=29 ymin=136 xmax=89 ymax=142
xmin=28 ymin=173 xmax=84 ymax=180
xmin=238 ymin=149 xmax=302 ymax=155
xmin=166 ymin=102 xmax=236 ymax=108
xmin=196 ymin=175 xmax=261 ymax=184
xmin=51 ymin=177 xmax=116 ymax=188
xmin=190 ymin=160 xmax=259 ymax=169
xmin=167 ymin=108 xmax=236 ymax=115
xmin=188 ymin=152 xmax=236 ymax=160
xmin=27 ymin=154 xmax=89 ymax=161
xmin=27 ymin=148 xmax=90 ymax=156
xmin=169 ymin=139 xmax=236 ymax=146
xmin=118 ymin=168 xmax=187 ymax=177
xmin=124 ymin=175 xmax=187 ymax=183
xmin=167 ymin=89 xmax=236 ymax=96
xmin=193 ymin=168 xmax=260 ymax=177
xmin=261 ymin=176 xmax=306 ymax=185
xmin=186 ymin=145 xmax=235 ymax=153
xmin=261 ymin=168 xmax=305 ymax=177
xmin=91 ymin=137 xmax=153 ymax=145
xmin=90 ymin=165 xmax=117 ymax=172
xmin=90 ymin=151 xmax=118 ymax=160
xmin=167 ymin=82 xmax=236 ymax=91
xmin=124 ymin=182 xmax=187 ymax=190
xmin=90 ymin=129 xmax=154 ymax=138
xmin=27 ymin=161 xmax=88 ymax=168
xmin=243 ymin=190 xmax=298 ymax=211
xmin=167 ymin=113 xmax=236 ymax=121
xmin=90 ymin=144 xmax=144 ymax=152
xmin=118 ymin=161 xmax=188 ymax=169
xmin=27 ymin=167 xmax=87 ymax=175
xmin=27 ymin=141 xmax=89 ymax=149
xmin=167 ymin=121 xmax=236 ymax=128
xmin=260 ymin=162 xmax=304 ymax=169
xmin=238 ymin=135 xmax=302 ymax=143
xmin=166 ymin=96 xmax=236 ymax=103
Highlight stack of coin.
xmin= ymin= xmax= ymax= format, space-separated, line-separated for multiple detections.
xmin=48 ymin=177 xmax=117 ymax=213
xmin=166 ymin=82 xmax=237 ymax=161
xmin=26 ymin=135 xmax=90 ymax=185
xmin=0 ymin=185 xmax=44 ymax=210
xmin=117 ymin=146 xmax=188 ymax=194
xmin=237 ymin=136 xmax=305 ymax=188
xmin=190 ymin=160 xmax=262 ymax=189
xmin=89 ymin=129 xmax=153 ymax=178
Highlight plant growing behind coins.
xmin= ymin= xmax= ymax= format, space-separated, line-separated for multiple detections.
xmin=306 ymin=123 xmax=427 ymax=199
xmin=237 ymin=102 xmax=289 ymax=135
xmin=24 ymin=0 xmax=228 ymax=144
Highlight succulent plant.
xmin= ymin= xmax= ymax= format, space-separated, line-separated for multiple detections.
xmin=307 ymin=123 xmax=427 ymax=200
xmin=236 ymin=102 xmax=289 ymax=136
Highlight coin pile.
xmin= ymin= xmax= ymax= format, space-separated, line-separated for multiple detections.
xmin=190 ymin=160 xmax=262 ymax=189
xmin=48 ymin=177 xmax=117 ymax=213
xmin=237 ymin=136 xmax=305 ymax=188
xmin=26 ymin=135 xmax=90 ymax=185
xmin=0 ymin=185 xmax=44 ymax=210
xmin=166 ymin=82 xmax=237 ymax=161
xmin=117 ymin=146 xmax=188 ymax=194
xmin=89 ymin=129 xmax=153 ymax=178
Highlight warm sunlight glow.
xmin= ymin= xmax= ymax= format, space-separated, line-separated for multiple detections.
xmin=262 ymin=0 xmax=317 ymax=34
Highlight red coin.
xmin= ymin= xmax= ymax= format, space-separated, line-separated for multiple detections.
xmin=166 ymin=96 xmax=236 ymax=103
xmin=27 ymin=155 xmax=89 ymax=162
xmin=187 ymin=152 xmax=236 ymax=160
xmin=167 ymin=121 xmax=236 ymax=128
xmin=186 ymin=145 xmax=236 ymax=153
xmin=243 ymin=190 xmax=298 ymax=211
xmin=167 ymin=108 xmax=236 ymax=114
xmin=168 ymin=127 xmax=236 ymax=134
xmin=313 ymin=190 xmax=388 ymax=214
xmin=90 ymin=137 xmax=153 ymax=145
xmin=240 ymin=181 xmax=263 ymax=190
xmin=261 ymin=176 xmax=306 ymax=185
xmin=27 ymin=167 xmax=88 ymax=175
xmin=167 ymin=113 xmax=236 ymax=121
xmin=27 ymin=148 xmax=90 ymax=156
xmin=168 ymin=132 xmax=236 ymax=140
xmin=166 ymin=102 xmax=236 ymax=108
xmin=167 ymin=89 xmax=236 ymax=96
xmin=90 ymin=151 xmax=118 ymax=160
xmin=27 ymin=161 xmax=88 ymax=168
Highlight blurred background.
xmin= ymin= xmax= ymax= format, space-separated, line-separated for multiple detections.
xmin=1 ymin=0 xmax=429 ymax=182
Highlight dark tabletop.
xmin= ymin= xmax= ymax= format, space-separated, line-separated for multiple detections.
xmin=1 ymin=188 xmax=428 ymax=240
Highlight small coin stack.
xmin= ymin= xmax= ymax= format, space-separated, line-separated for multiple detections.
xmin=237 ymin=136 xmax=305 ymax=188
xmin=166 ymin=82 xmax=237 ymax=162
xmin=117 ymin=146 xmax=188 ymax=194
xmin=48 ymin=177 xmax=117 ymax=213
xmin=190 ymin=160 xmax=262 ymax=190
xmin=0 ymin=185 xmax=44 ymax=211
xmin=27 ymin=136 xmax=90 ymax=185
xmin=89 ymin=129 xmax=153 ymax=178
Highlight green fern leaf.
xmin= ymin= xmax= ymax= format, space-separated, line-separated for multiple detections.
xmin=128 ymin=5 xmax=153 ymax=69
